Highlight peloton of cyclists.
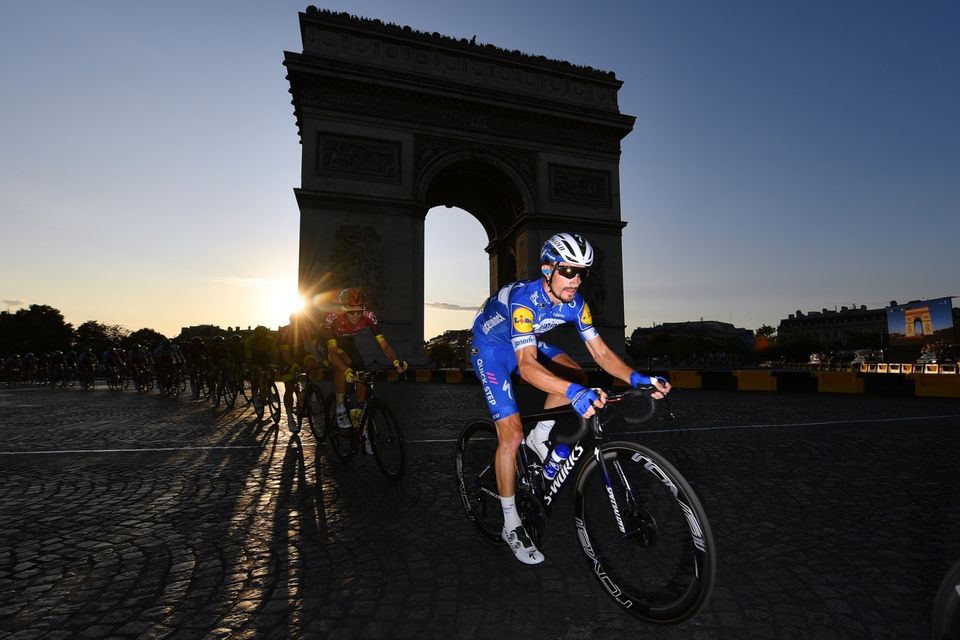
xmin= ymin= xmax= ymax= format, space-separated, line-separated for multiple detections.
xmin=470 ymin=232 xmax=671 ymax=565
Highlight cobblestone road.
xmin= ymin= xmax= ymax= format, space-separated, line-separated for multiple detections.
xmin=1 ymin=382 xmax=959 ymax=639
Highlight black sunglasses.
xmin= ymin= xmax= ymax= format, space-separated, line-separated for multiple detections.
xmin=554 ymin=264 xmax=589 ymax=280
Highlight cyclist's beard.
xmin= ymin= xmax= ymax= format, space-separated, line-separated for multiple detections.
xmin=546 ymin=275 xmax=577 ymax=304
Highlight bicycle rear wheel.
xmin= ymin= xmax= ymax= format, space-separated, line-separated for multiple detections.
xmin=573 ymin=441 xmax=715 ymax=624
xmin=366 ymin=399 xmax=405 ymax=481
xmin=241 ymin=370 xmax=253 ymax=403
xmin=455 ymin=419 xmax=504 ymax=545
xmin=325 ymin=395 xmax=358 ymax=461
xmin=304 ymin=386 xmax=327 ymax=444
xmin=222 ymin=370 xmax=238 ymax=408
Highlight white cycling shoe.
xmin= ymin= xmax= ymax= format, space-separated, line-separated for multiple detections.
xmin=524 ymin=431 xmax=549 ymax=464
xmin=503 ymin=524 xmax=544 ymax=565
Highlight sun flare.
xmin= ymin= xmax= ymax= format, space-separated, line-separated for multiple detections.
xmin=265 ymin=284 xmax=305 ymax=327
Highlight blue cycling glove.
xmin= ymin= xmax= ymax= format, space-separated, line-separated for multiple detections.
xmin=566 ymin=383 xmax=600 ymax=417
xmin=630 ymin=371 xmax=666 ymax=389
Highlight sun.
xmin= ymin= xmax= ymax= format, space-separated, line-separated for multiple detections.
xmin=265 ymin=284 xmax=305 ymax=327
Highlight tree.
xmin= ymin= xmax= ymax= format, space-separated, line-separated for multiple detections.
xmin=75 ymin=321 xmax=128 ymax=355
xmin=125 ymin=328 xmax=167 ymax=350
xmin=426 ymin=343 xmax=458 ymax=369
xmin=756 ymin=325 xmax=777 ymax=340
xmin=1 ymin=305 xmax=74 ymax=354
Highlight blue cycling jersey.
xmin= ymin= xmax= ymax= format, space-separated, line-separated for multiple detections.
xmin=470 ymin=279 xmax=598 ymax=421
xmin=472 ymin=279 xmax=598 ymax=350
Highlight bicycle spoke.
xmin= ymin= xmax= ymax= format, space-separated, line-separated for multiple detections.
xmin=574 ymin=442 xmax=715 ymax=623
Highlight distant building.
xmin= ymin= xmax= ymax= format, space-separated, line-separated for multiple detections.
xmin=630 ymin=320 xmax=753 ymax=347
xmin=777 ymin=304 xmax=885 ymax=348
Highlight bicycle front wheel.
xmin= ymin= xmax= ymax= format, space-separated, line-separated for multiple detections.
xmin=304 ymin=386 xmax=327 ymax=444
xmin=223 ymin=370 xmax=238 ymax=408
xmin=268 ymin=382 xmax=281 ymax=424
xmin=366 ymin=400 xmax=405 ymax=481
xmin=574 ymin=441 xmax=715 ymax=624
xmin=454 ymin=418 xmax=504 ymax=545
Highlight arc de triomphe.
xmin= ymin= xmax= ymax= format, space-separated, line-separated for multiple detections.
xmin=284 ymin=7 xmax=635 ymax=363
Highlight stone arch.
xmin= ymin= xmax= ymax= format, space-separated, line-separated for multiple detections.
xmin=417 ymin=151 xmax=534 ymax=287
xmin=284 ymin=7 xmax=635 ymax=363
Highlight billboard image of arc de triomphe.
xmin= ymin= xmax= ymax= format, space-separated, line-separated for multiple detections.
xmin=284 ymin=7 xmax=635 ymax=363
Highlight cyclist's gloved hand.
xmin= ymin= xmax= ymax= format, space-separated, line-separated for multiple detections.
xmin=344 ymin=367 xmax=355 ymax=383
xmin=393 ymin=359 xmax=408 ymax=373
xmin=566 ymin=383 xmax=601 ymax=417
xmin=630 ymin=371 xmax=670 ymax=397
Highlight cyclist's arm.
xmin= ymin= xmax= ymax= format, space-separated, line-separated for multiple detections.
xmin=584 ymin=335 xmax=670 ymax=397
xmin=374 ymin=334 xmax=399 ymax=364
xmin=515 ymin=344 xmax=585 ymax=399
xmin=584 ymin=335 xmax=635 ymax=384
xmin=326 ymin=337 xmax=349 ymax=370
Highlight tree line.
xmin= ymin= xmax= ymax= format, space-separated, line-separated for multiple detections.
xmin=0 ymin=304 xmax=237 ymax=358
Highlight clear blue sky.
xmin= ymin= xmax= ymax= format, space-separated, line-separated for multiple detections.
xmin=1 ymin=1 xmax=957 ymax=340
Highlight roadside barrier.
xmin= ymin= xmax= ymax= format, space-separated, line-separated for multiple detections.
xmin=395 ymin=365 xmax=960 ymax=398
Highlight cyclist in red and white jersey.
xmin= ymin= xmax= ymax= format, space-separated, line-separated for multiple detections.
xmin=320 ymin=288 xmax=407 ymax=435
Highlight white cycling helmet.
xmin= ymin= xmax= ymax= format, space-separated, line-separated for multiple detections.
xmin=540 ymin=232 xmax=594 ymax=267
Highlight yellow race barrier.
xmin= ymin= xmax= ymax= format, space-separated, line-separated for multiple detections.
xmin=668 ymin=370 xmax=702 ymax=389
xmin=914 ymin=373 xmax=960 ymax=398
xmin=445 ymin=369 xmax=464 ymax=384
xmin=876 ymin=363 xmax=888 ymax=373
xmin=887 ymin=363 xmax=901 ymax=374
xmin=900 ymin=363 xmax=914 ymax=374
xmin=816 ymin=371 xmax=864 ymax=394
xmin=734 ymin=370 xmax=777 ymax=391
xmin=414 ymin=369 xmax=432 ymax=383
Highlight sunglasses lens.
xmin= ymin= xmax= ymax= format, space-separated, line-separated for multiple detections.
xmin=558 ymin=265 xmax=588 ymax=279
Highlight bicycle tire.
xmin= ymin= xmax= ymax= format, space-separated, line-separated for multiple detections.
xmin=223 ymin=370 xmax=238 ymax=408
xmin=455 ymin=418 xmax=506 ymax=544
xmin=573 ymin=441 xmax=715 ymax=624
xmin=209 ymin=373 xmax=222 ymax=407
xmin=268 ymin=381 xmax=281 ymax=424
xmin=241 ymin=371 xmax=253 ymax=403
xmin=325 ymin=394 xmax=358 ymax=461
xmin=366 ymin=399 xmax=405 ymax=481
xmin=304 ymin=386 xmax=327 ymax=444
xmin=253 ymin=382 xmax=266 ymax=421
xmin=933 ymin=559 xmax=960 ymax=640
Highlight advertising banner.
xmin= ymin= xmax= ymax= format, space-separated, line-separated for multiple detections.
xmin=886 ymin=297 xmax=954 ymax=346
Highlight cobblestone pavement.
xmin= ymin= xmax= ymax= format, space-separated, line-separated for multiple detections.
xmin=1 ymin=381 xmax=959 ymax=639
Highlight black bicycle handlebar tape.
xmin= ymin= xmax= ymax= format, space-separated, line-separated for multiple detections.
xmin=552 ymin=387 xmax=645 ymax=447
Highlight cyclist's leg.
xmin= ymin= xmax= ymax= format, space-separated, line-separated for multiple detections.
xmin=523 ymin=344 xmax=588 ymax=461
xmin=281 ymin=367 xmax=299 ymax=433
xmin=331 ymin=348 xmax=353 ymax=430
xmin=472 ymin=344 xmax=542 ymax=564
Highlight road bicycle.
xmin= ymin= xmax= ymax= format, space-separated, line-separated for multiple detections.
xmin=77 ymin=364 xmax=96 ymax=391
xmin=105 ymin=365 xmax=126 ymax=392
xmin=290 ymin=370 xmax=328 ymax=444
xmin=250 ymin=365 xmax=281 ymax=424
xmin=189 ymin=360 xmax=211 ymax=401
xmin=323 ymin=366 xmax=406 ymax=482
xmin=207 ymin=359 xmax=239 ymax=409
xmin=454 ymin=386 xmax=715 ymax=623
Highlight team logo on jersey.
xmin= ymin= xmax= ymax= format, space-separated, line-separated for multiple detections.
xmin=512 ymin=306 xmax=534 ymax=333
xmin=581 ymin=304 xmax=593 ymax=325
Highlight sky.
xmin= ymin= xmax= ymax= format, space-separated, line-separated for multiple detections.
xmin=1 ymin=1 xmax=958 ymax=341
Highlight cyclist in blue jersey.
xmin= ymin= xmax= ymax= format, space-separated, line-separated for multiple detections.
xmin=471 ymin=232 xmax=671 ymax=565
